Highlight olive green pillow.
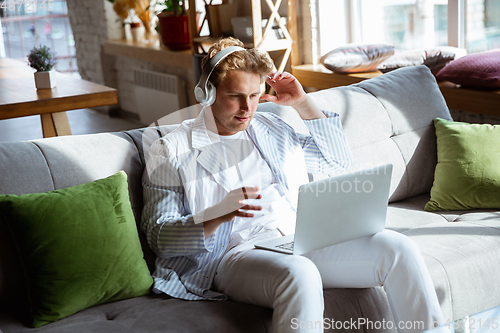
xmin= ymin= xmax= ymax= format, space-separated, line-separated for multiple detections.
xmin=0 ymin=171 xmax=153 ymax=328
xmin=425 ymin=118 xmax=500 ymax=211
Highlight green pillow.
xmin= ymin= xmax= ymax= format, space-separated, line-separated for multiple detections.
xmin=425 ymin=118 xmax=500 ymax=211
xmin=0 ymin=171 xmax=153 ymax=328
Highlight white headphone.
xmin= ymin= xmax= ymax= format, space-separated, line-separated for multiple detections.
xmin=194 ymin=46 xmax=245 ymax=106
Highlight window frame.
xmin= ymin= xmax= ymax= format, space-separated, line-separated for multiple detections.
xmin=317 ymin=0 xmax=467 ymax=61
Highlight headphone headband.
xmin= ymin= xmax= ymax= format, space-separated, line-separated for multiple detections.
xmin=194 ymin=46 xmax=245 ymax=106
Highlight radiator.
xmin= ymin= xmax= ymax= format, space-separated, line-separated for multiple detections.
xmin=133 ymin=69 xmax=188 ymax=126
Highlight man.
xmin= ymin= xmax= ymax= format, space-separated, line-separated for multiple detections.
xmin=142 ymin=37 xmax=446 ymax=333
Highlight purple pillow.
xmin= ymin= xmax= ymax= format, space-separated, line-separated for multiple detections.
xmin=436 ymin=50 xmax=500 ymax=88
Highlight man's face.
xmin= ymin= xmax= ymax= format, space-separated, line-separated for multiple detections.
xmin=210 ymin=70 xmax=261 ymax=136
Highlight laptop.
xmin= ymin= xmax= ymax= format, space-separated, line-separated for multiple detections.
xmin=254 ymin=164 xmax=393 ymax=255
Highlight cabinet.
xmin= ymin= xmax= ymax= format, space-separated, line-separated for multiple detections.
xmin=187 ymin=0 xmax=298 ymax=73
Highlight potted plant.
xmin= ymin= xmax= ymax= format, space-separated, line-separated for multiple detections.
xmin=27 ymin=45 xmax=58 ymax=89
xmin=156 ymin=0 xmax=191 ymax=50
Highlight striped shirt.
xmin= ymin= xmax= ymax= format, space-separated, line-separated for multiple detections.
xmin=141 ymin=108 xmax=352 ymax=300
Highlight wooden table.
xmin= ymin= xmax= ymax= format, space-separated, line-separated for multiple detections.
xmin=0 ymin=58 xmax=118 ymax=138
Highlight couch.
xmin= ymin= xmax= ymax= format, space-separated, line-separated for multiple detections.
xmin=1 ymin=65 xmax=499 ymax=333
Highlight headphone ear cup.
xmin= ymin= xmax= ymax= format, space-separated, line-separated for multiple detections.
xmin=194 ymin=86 xmax=206 ymax=104
xmin=204 ymin=81 xmax=217 ymax=106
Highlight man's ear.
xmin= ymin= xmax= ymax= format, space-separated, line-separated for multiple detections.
xmin=260 ymin=81 xmax=267 ymax=97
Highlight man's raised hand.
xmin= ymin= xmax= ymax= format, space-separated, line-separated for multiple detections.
xmin=260 ymin=71 xmax=307 ymax=107
xmin=260 ymin=71 xmax=326 ymax=120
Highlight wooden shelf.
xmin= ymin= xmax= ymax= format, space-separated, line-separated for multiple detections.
xmin=192 ymin=36 xmax=221 ymax=44
xmin=103 ymin=39 xmax=193 ymax=68
xmin=188 ymin=0 xmax=296 ymax=72
xmin=292 ymin=64 xmax=382 ymax=90
xmin=193 ymin=36 xmax=254 ymax=48
xmin=192 ymin=36 xmax=292 ymax=52
xmin=260 ymin=38 xmax=293 ymax=52
xmin=438 ymin=82 xmax=500 ymax=117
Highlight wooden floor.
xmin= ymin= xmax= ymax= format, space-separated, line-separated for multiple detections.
xmin=0 ymin=109 xmax=143 ymax=142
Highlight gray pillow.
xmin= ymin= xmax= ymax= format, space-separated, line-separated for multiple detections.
xmin=377 ymin=47 xmax=467 ymax=74
xmin=320 ymin=44 xmax=395 ymax=73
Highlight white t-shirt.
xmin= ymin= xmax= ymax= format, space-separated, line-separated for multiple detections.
xmin=207 ymin=129 xmax=296 ymax=249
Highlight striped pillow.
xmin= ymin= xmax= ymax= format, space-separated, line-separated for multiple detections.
xmin=320 ymin=44 xmax=394 ymax=73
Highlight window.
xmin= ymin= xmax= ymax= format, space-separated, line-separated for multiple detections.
xmin=317 ymin=0 xmax=500 ymax=60
xmin=0 ymin=0 xmax=78 ymax=74
xmin=467 ymin=0 xmax=500 ymax=52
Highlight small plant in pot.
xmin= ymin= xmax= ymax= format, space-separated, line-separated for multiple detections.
xmin=27 ymin=45 xmax=58 ymax=89
xmin=156 ymin=0 xmax=191 ymax=50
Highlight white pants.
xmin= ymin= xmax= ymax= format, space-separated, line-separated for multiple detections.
xmin=214 ymin=229 xmax=449 ymax=333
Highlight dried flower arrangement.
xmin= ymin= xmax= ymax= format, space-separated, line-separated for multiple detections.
xmin=108 ymin=0 xmax=152 ymax=40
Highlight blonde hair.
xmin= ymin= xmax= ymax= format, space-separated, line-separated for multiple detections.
xmin=201 ymin=37 xmax=275 ymax=87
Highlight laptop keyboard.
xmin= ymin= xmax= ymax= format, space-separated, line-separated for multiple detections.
xmin=276 ymin=241 xmax=294 ymax=252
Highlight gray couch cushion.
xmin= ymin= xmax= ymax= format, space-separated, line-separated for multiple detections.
xmin=0 ymin=133 xmax=144 ymax=214
xmin=0 ymin=142 xmax=54 ymax=195
xmin=0 ymin=294 xmax=272 ymax=333
xmin=409 ymin=220 xmax=500 ymax=320
xmin=32 ymin=133 xmax=143 ymax=210
xmin=0 ymin=288 xmax=397 ymax=333
xmin=386 ymin=194 xmax=500 ymax=321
